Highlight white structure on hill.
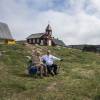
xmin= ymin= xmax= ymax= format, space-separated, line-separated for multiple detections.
xmin=0 ymin=22 xmax=15 ymax=44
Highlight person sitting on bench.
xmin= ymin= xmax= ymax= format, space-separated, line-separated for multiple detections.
xmin=31 ymin=49 xmax=44 ymax=77
xmin=41 ymin=50 xmax=62 ymax=76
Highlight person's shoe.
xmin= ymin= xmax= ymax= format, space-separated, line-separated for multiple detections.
xmin=54 ymin=72 xmax=58 ymax=75
xmin=51 ymin=72 xmax=54 ymax=76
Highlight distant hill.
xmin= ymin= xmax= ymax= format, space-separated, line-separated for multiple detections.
xmin=68 ymin=44 xmax=100 ymax=52
xmin=0 ymin=44 xmax=100 ymax=100
xmin=16 ymin=40 xmax=26 ymax=44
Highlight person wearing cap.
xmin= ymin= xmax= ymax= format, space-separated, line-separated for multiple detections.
xmin=41 ymin=50 xmax=62 ymax=76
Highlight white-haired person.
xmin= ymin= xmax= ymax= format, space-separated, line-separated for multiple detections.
xmin=41 ymin=50 xmax=62 ymax=76
xmin=30 ymin=49 xmax=44 ymax=77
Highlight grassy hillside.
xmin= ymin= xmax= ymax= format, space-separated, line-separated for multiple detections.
xmin=0 ymin=44 xmax=100 ymax=100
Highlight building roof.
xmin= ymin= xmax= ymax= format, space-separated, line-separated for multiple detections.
xmin=26 ymin=33 xmax=44 ymax=39
xmin=52 ymin=39 xmax=66 ymax=46
xmin=0 ymin=22 xmax=13 ymax=40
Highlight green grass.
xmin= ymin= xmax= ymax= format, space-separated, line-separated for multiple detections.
xmin=0 ymin=44 xmax=100 ymax=100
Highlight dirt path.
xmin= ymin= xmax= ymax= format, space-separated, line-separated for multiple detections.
xmin=46 ymin=82 xmax=57 ymax=91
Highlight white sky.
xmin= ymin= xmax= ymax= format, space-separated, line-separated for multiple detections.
xmin=0 ymin=0 xmax=100 ymax=45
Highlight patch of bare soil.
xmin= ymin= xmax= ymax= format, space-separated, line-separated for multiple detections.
xmin=46 ymin=82 xmax=57 ymax=91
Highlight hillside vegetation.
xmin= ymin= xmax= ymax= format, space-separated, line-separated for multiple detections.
xmin=0 ymin=44 xmax=100 ymax=100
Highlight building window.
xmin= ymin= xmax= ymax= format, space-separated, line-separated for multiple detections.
xmin=40 ymin=40 xmax=43 ymax=45
xmin=33 ymin=39 xmax=35 ymax=43
xmin=37 ymin=39 xmax=39 ymax=43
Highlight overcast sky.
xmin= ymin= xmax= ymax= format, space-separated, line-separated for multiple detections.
xmin=1 ymin=0 xmax=100 ymax=45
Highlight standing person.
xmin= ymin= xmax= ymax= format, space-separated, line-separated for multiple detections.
xmin=41 ymin=50 xmax=62 ymax=76
xmin=31 ymin=49 xmax=44 ymax=77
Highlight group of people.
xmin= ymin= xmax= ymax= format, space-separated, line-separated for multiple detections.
xmin=27 ymin=49 xmax=62 ymax=78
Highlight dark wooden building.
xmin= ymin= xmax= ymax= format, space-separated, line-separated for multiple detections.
xmin=26 ymin=24 xmax=65 ymax=46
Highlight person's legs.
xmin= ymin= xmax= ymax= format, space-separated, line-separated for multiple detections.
xmin=37 ymin=64 xmax=44 ymax=77
xmin=40 ymin=65 xmax=43 ymax=77
xmin=52 ymin=64 xmax=58 ymax=75
xmin=47 ymin=65 xmax=54 ymax=76
xmin=43 ymin=65 xmax=48 ymax=76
